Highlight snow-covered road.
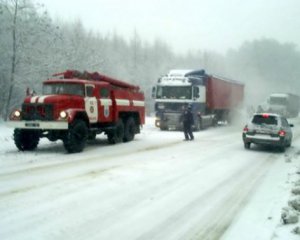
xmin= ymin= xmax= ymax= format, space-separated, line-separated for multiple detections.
xmin=0 ymin=117 xmax=300 ymax=240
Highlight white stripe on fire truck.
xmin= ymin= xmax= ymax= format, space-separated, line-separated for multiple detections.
xmin=115 ymin=99 xmax=130 ymax=106
xmin=100 ymin=99 xmax=112 ymax=106
xmin=37 ymin=96 xmax=47 ymax=103
xmin=132 ymin=100 xmax=145 ymax=107
xmin=30 ymin=96 xmax=39 ymax=103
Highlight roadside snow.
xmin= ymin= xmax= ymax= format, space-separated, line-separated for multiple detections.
xmin=221 ymin=143 xmax=300 ymax=240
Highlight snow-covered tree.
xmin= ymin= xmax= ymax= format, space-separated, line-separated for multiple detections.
xmin=0 ymin=0 xmax=57 ymax=119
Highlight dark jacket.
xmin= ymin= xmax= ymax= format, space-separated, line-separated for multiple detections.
xmin=182 ymin=109 xmax=194 ymax=126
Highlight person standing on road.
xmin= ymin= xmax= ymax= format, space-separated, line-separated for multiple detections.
xmin=181 ymin=104 xmax=194 ymax=141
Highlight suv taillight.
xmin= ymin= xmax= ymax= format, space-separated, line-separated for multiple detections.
xmin=278 ymin=130 xmax=286 ymax=137
xmin=243 ymin=125 xmax=249 ymax=133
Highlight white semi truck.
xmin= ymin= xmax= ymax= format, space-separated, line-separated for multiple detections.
xmin=266 ymin=93 xmax=300 ymax=118
xmin=152 ymin=69 xmax=244 ymax=130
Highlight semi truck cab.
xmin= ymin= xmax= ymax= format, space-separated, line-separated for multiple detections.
xmin=152 ymin=69 xmax=212 ymax=130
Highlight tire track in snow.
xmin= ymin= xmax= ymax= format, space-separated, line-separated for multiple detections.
xmin=0 ymin=130 xmax=239 ymax=198
xmin=0 ymin=140 xmax=182 ymax=178
xmin=0 ymin=134 xmax=237 ymax=199
xmin=135 ymin=154 xmax=276 ymax=240
xmin=0 ymin=137 xmax=192 ymax=197
xmin=0 ymin=135 xmax=245 ymax=239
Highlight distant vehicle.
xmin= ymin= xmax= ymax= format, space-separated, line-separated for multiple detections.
xmin=266 ymin=93 xmax=300 ymax=118
xmin=152 ymin=69 xmax=244 ymax=130
xmin=8 ymin=70 xmax=145 ymax=153
xmin=242 ymin=113 xmax=293 ymax=152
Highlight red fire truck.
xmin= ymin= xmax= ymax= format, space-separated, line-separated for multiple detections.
xmin=9 ymin=70 xmax=145 ymax=153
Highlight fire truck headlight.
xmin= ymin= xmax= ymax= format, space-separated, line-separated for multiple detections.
xmin=14 ymin=110 xmax=21 ymax=118
xmin=59 ymin=111 xmax=68 ymax=119
xmin=11 ymin=110 xmax=21 ymax=120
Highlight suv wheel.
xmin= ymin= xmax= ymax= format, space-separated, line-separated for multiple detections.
xmin=244 ymin=142 xmax=251 ymax=149
xmin=279 ymin=144 xmax=286 ymax=152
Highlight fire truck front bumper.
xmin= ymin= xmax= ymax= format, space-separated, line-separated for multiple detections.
xmin=7 ymin=121 xmax=69 ymax=130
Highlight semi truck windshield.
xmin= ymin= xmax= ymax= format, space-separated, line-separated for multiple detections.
xmin=270 ymin=97 xmax=287 ymax=105
xmin=156 ymin=86 xmax=192 ymax=99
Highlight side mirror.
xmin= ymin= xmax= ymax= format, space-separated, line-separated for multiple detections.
xmin=152 ymin=86 xmax=156 ymax=99
xmin=289 ymin=124 xmax=294 ymax=127
xmin=26 ymin=87 xmax=36 ymax=96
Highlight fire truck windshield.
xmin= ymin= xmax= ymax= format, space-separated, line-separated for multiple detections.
xmin=43 ymin=83 xmax=84 ymax=96
xmin=156 ymin=86 xmax=192 ymax=99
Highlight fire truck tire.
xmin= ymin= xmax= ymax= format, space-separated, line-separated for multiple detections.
xmin=123 ymin=117 xmax=135 ymax=142
xmin=107 ymin=119 xmax=124 ymax=144
xmin=14 ymin=129 xmax=40 ymax=151
xmin=88 ymin=131 xmax=97 ymax=140
xmin=63 ymin=119 xmax=88 ymax=153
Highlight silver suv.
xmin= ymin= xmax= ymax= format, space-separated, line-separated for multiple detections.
xmin=242 ymin=113 xmax=293 ymax=152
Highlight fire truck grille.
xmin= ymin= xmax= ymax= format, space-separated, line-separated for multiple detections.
xmin=22 ymin=103 xmax=54 ymax=121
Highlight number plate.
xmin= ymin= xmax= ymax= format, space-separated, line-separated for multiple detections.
xmin=25 ymin=123 xmax=40 ymax=127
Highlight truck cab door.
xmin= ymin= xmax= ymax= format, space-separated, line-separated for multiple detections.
xmin=98 ymin=87 xmax=113 ymax=122
xmin=84 ymin=84 xmax=98 ymax=123
xmin=193 ymin=86 xmax=206 ymax=103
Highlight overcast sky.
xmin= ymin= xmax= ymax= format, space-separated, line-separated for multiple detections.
xmin=34 ymin=0 xmax=300 ymax=54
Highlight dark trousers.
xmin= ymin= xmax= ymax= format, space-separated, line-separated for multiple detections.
xmin=183 ymin=123 xmax=194 ymax=140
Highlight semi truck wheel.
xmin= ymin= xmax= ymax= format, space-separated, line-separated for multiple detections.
xmin=107 ymin=119 xmax=124 ymax=144
xmin=14 ymin=129 xmax=40 ymax=151
xmin=194 ymin=117 xmax=203 ymax=131
xmin=63 ymin=119 xmax=88 ymax=153
xmin=123 ymin=117 xmax=135 ymax=142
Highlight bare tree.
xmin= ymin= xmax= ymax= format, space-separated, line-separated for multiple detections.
xmin=2 ymin=0 xmax=27 ymax=119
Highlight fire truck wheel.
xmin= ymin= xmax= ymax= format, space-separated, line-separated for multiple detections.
xmin=88 ymin=131 xmax=97 ymax=140
xmin=123 ymin=117 xmax=135 ymax=142
xmin=63 ymin=119 xmax=88 ymax=153
xmin=14 ymin=129 xmax=40 ymax=151
xmin=107 ymin=119 xmax=124 ymax=144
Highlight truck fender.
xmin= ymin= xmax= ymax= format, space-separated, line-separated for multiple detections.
xmin=64 ymin=109 xmax=89 ymax=124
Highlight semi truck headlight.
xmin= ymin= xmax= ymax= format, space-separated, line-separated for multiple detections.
xmin=59 ymin=111 xmax=68 ymax=119
xmin=155 ymin=118 xmax=161 ymax=127
xmin=158 ymin=104 xmax=165 ymax=109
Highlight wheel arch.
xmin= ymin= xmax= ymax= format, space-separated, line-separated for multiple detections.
xmin=119 ymin=112 xmax=141 ymax=126
xmin=69 ymin=111 xmax=90 ymax=127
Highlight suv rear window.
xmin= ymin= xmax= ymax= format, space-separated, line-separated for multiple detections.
xmin=252 ymin=115 xmax=278 ymax=125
